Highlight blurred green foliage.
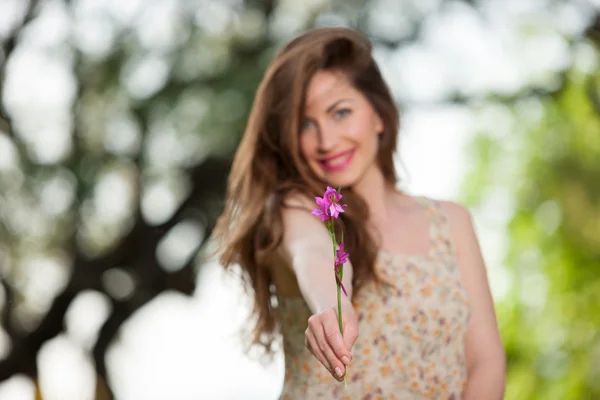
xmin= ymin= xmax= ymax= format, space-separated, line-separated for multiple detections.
xmin=463 ymin=36 xmax=600 ymax=400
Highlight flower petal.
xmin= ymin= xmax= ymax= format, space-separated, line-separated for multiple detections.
xmin=330 ymin=203 xmax=344 ymax=219
xmin=336 ymin=275 xmax=348 ymax=297
xmin=334 ymin=203 xmax=345 ymax=214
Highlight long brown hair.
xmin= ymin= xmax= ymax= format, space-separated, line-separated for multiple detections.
xmin=212 ymin=27 xmax=400 ymax=357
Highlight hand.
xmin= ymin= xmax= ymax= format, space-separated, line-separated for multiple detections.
xmin=305 ymin=305 xmax=358 ymax=381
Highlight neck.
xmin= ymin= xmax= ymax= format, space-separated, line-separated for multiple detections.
xmin=351 ymin=164 xmax=398 ymax=222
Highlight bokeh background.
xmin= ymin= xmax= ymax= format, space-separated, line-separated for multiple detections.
xmin=1 ymin=0 xmax=599 ymax=399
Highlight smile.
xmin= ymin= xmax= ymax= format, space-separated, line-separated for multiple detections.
xmin=318 ymin=149 xmax=355 ymax=172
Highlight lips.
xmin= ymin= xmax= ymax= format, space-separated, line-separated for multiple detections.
xmin=318 ymin=149 xmax=355 ymax=172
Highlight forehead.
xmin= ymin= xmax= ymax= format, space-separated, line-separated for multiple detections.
xmin=304 ymin=70 xmax=355 ymax=110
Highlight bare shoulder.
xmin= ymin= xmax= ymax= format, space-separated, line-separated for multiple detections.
xmin=438 ymin=200 xmax=473 ymax=226
xmin=279 ymin=192 xmax=332 ymax=259
xmin=282 ymin=191 xmax=316 ymax=211
xmin=281 ymin=192 xmax=327 ymax=231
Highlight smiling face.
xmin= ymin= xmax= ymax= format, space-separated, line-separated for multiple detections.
xmin=299 ymin=69 xmax=384 ymax=188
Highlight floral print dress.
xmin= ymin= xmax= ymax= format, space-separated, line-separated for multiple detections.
xmin=277 ymin=197 xmax=471 ymax=399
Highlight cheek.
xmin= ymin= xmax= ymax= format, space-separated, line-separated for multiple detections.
xmin=345 ymin=115 xmax=379 ymax=145
xmin=299 ymin=132 xmax=316 ymax=160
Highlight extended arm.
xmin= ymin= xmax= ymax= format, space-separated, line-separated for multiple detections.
xmin=279 ymin=195 xmax=357 ymax=381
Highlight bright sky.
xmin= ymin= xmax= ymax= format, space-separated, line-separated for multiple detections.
xmin=0 ymin=0 xmax=596 ymax=399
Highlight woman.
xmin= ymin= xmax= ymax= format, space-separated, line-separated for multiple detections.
xmin=213 ymin=27 xmax=506 ymax=399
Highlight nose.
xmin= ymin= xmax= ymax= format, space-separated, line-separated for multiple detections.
xmin=317 ymin=121 xmax=340 ymax=153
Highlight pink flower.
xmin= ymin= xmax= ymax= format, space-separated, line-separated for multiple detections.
xmin=324 ymin=186 xmax=346 ymax=219
xmin=311 ymin=187 xmax=346 ymax=221
xmin=334 ymin=243 xmax=349 ymax=297
xmin=335 ymin=242 xmax=349 ymax=266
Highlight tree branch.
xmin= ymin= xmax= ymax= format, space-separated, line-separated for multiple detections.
xmin=0 ymin=278 xmax=15 ymax=338
xmin=0 ymin=287 xmax=76 ymax=380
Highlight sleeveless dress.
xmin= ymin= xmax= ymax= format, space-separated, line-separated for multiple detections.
xmin=277 ymin=197 xmax=471 ymax=399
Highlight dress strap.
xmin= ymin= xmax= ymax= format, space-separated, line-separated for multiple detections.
xmin=415 ymin=196 xmax=456 ymax=259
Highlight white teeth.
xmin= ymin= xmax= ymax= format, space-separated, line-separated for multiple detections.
xmin=324 ymin=152 xmax=351 ymax=167
xmin=327 ymin=157 xmax=346 ymax=166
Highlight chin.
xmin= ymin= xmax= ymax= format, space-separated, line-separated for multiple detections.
xmin=319 ymin=171 xmax=361 ymax=189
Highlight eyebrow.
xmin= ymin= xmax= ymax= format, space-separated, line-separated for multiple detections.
xmin=326 ymin=98 xmax=354 ymax=113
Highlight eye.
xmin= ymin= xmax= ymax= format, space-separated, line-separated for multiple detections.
xmin=301 ymin=119 xmax=314 ymax=131
xmin=334 ymin=108 xmax=351 ymax=119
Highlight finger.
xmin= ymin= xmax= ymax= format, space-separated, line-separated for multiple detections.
xmin=305 ymin=329 xmax=336 ymax=378
xmin=322 ymin=309 xmax=353 ymax=366
xmin=307 ymin=316 xmax=346 ymax=381
xmin=315 ymin=321 xmax=347 ymax=380
xmin=310 ymin=335 xmax=344 ymax=382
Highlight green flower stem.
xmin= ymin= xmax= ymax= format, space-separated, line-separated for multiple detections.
xmin=329 ymin=222 xmax=347 ymax=387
